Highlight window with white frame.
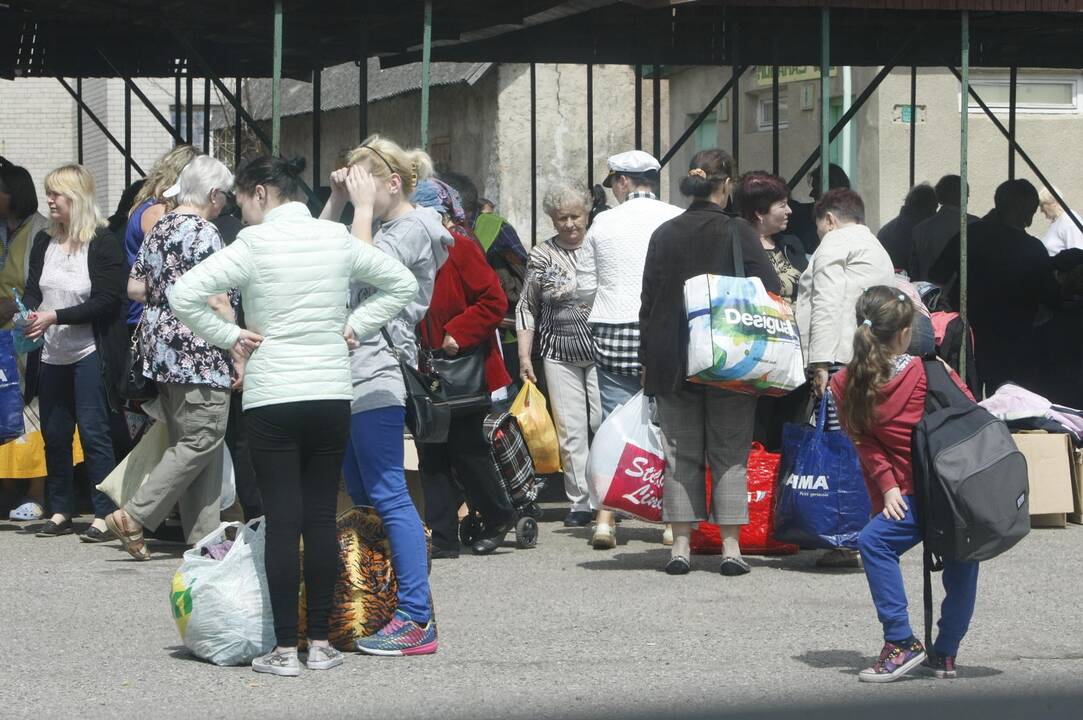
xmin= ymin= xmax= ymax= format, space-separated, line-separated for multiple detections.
xmin=966 ymin=74 xmax=1080 ymax=114
xmin=757 ymin=94 xmax=789 ymax=131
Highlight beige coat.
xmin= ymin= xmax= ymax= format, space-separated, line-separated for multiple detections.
xmin=796 ymin=223 xmax=895 ymax=365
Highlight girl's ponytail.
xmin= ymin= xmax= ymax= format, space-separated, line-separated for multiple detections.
xmin=838 ymin=286 xmax=915 ymax=436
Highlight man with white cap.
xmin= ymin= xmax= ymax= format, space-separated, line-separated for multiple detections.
xmin=577 ymin=150 xmax=682 ymax=549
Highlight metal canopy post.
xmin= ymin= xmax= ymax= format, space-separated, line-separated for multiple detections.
xmin=819 ymin=7 xmax=830 ymax=194
xmin=57 ymin=78 xmax=145 ymax=176
xmin=271 ymin=0 xmax=283 ymax=155
xmin=76 ymin=78 xmax=84 ymax=164
xmin=530 ymin=63 xmax=538 ymax=242
xmin=635 ymin=64 xmax=643 ymax=150
xmin=234 ymin=77 xmax=242 ymax=169
xmin=124 ymin=83 xmax=132 ymax=186
xmin=731 ymin=64 xmax=740 ymax=171
xmin=1009 ymin=66 xmax=1018 ymax=179
xmin=949 ymin=66 xmax=1083 ymax=236
xmin=359 ymin=27 xmax=369 ymax=142
xmin=313 ymin=67 xmax=322 ymax=190
xmin=772 ymin=65 xmax=780 ymax=176
xmin=421 ymin=0 xmax=433 ymax=150
xmin=175 ymin=71 xmax=182 ymax=140
xmin=660 ymin=66 xmax=746 ymax=168
xmin=186 ymin=73 xmax=194 ymax=144
xmin=909 ymin=65 xmax=917 ymax=188
xmin=959 ymin=10 xmax=970 ymax=382
xmin=653 ymin=69 xmax=662 ymax=163
xmin=99 ymin=51 xmax=183 ymax=142
xmin=203 ymin=78 xmax=211 ymax=153
xmin=587 ymin=63 xmax=594 ymax=188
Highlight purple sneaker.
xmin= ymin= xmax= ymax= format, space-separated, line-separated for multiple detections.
xmin=858 ymin=639 xmax=926 ymax=683
xmin=355 ymin=610 xmax=438 ymax=656
xmin=923 ymin=653 xmax=957 ymax=679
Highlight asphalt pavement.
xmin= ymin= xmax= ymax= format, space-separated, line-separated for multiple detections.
xmin=2 ymin=507 xmax=1081 ymax=720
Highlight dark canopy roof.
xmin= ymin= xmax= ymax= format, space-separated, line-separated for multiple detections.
xmin=4 ymin=0 xmax=1083 ymax=80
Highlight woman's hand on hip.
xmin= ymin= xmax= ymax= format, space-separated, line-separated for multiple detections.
xmin=232 ymin=329 xmax=263 ymax=358
xmin=25 ymin=310 xmax=57 ymax=340
xmin=343 ymin=327 xmax=360 ymax=351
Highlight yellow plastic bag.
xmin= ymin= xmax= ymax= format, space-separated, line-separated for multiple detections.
xmin=510 ymin=380 xmax=562 ymax=474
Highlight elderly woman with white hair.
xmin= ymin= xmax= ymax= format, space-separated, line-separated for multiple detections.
xmin=106 ymin=155 xmax=237 ymax=559
xmin=516 ymin=179 xmax=601 ymax=527
xmin=1038 ymin=186 xmax=1083 ymax=257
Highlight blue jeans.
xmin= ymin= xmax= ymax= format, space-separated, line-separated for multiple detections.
xmin=40 ymin=353 xmax=117 ymax=518
xmin=597 ymin=367 xmax=641 ymax=419
xmin=858 ymin=503 xmax=979 ymax=656
xmin=342 ymin=406 xmax=432 ymax=624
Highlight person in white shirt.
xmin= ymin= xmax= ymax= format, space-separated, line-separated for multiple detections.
xmin=576 ymin=150 xmax=682 ymax=550
xmin=1038 ymin=186 xmax=1083 ymax=257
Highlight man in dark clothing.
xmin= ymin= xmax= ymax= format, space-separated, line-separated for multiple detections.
xmin=909 ymin=175 xmax=978 ymax=282
xmin=877 ymin=183 xmax=937 ymax=272
xmin=929 ymin=179 xmax=1055 ymax=394
xmin=788 ymin=163 xmax=851 ymax=256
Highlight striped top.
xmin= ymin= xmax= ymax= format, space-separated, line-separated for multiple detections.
xmin=515 ymin=236 xmax=594 ymax=363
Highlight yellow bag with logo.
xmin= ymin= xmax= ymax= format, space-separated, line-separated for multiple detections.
xmin=510 ymin=380 xmax=562 ymax=474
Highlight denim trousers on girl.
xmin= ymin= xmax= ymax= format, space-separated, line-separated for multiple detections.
xmin=342 ymin=405 xmax=432 ymax=624
xmin=858 ymin=502 xmax=979 ymax=656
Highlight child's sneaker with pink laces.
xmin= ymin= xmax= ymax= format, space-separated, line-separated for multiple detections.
xmin=355 ymin=610 xmax=438 ymax=656
xmin=858 ymin=639 xmax=926 ymax=683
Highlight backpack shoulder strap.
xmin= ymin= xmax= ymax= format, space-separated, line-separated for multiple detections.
xmin=922 ymin=359 xmax=971 ymax=412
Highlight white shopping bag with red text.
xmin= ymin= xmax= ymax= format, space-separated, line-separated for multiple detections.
xmin=587 ymin=391 xmax=665 ymax=523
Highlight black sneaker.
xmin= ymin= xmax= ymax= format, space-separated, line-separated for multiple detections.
xmin=563 ymin=510 xmax=593 ymax=528
xmin=430 ymin=546 xmax=460 ymax=560
xmin=36 ymin=518 xmax=73 ymax=537
xmin=923 ymin=653 xmax=957 ymax=679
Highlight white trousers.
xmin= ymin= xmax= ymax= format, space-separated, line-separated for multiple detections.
xmin=543 ymin=359 xmax=601 ymax=512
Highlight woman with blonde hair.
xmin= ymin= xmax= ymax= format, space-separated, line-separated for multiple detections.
xmin=316 ymin=135 xmax=447 ymax=654
xmin=23 ymin=164 xmax=128 ymax=540
xmin=124 ymin=144 xmax=199 ymax=328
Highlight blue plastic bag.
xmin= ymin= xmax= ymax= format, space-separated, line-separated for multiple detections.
xmin=773 ymin=392 xmax=871 ymax=549
xmin=0 ymin=331 xmax=24 ymax=442
xmin=11 ymin=289 xmax=43 ymax=355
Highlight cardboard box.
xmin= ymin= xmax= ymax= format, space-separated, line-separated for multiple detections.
xmin=1012 ymin=432 xmax=1075 ymax=521
xmin=1032 ymin=513 xmax=1068 ymax=528
xmin=1069 ymin=449 xmax=1083 ymax=525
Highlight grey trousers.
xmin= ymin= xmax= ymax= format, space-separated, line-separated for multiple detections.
xmin=126 ymin=383 xmax=230 ymax=544
xmin=656 ymin=384 xmax=756 ymax=524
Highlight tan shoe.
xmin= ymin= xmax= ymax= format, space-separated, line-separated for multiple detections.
xmin=591 ymin=523 xmax=617 ymax=550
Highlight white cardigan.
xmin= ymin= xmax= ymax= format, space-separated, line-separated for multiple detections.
xmin=576 ymin=196 xmax=683 ymax=324
xmin=796 ymin=223 xmax=895 ymax=365
xmin=170 ymin=202 xmax=417 ymax=410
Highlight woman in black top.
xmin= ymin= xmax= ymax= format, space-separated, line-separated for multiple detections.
xmin=640 ymin=149 xmax=780 ymax=577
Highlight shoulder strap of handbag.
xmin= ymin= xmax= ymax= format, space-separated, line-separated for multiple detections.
xmin=730 ymin=221 xmax=746 ymax=279
xmin=380 ymin=326 xmax=401 ymax=362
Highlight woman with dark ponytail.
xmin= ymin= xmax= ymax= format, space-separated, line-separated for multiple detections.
xmin=830 ymin=286 xmax=980 ymax=683
xmin=639 ymin=149 xmax=780 ymax=577
xmin=170 ymin=155 xmax=417 ymax=678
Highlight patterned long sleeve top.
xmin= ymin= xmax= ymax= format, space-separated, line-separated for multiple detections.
xmin=515 ymin=236 xmax=594 ymax=363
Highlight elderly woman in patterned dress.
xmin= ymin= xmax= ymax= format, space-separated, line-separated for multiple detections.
xmin=515 ymin=179 xmax=601 ymax=528
xmin=105 ymin=156 xmax=238 ymax=560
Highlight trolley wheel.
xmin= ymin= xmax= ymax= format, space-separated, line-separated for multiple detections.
xmin=459 ymin=513 xmax=484 ymax=547
xmin=515 ymin=516 xmax=539 ymax=549
xmin=524 ymin=502 xmax=543 ymax=520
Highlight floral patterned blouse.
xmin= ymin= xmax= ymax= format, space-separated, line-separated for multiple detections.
xmin=131 ymin=212 xmax=232 ymax=389
xmin=514 ymin=236 xmax=594 ymax=363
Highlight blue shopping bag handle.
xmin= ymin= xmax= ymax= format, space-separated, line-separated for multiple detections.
xmin=814 ymin=389 xmax=830 ymax=435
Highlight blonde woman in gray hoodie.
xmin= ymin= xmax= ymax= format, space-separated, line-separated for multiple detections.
xmin=319 ymin=135 xmax=450 ymax=656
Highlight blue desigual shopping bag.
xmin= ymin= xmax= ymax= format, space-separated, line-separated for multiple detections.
xmin=772 ymin=392 xmax=871 ymax=549
xmin=0 ymin=331 xmax=24 ymax=443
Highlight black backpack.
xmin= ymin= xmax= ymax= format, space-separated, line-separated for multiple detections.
xmin=912 ymin=359 xmax=1030 ymax=653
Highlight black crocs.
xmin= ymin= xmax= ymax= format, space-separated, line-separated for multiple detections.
xmin=36 ymin=518 xmax=74 ymax=537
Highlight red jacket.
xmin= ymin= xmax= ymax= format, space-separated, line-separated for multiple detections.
xmin=830 ymin=359 xmax=973 ymax=514
xmin=419 ymin=226 xmax=511 ymax=392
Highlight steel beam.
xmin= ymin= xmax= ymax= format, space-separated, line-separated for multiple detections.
xmin=1009 ymin=66 xmax=1017 ymax=180
xmin=530 ymin=62 xmax=537 ymax=242
xmin=909 ymin=65 xmax=917 ymax=188
xmin=272 ymin=0 xmax=283 ymax=155
xmin=652 ymin=68 xmax=661 ymax=163
xmin=948 ymin=66 xmax=1083 ymax=236
xmin=57 ymin=78 xmax=145 ymax=176
xmin=587 ymin=64 xmax=594 ymax=188
xmin=820 ymin=7 xmax=830 ymax=194
xmin=175 ymin=72 xmax=182 ymax=139
xmin=959 ymin=11 xmax=970 ymax=381
xmin=76 ymin=78 xmax=84 ymax=164
xmin=772 ymin=65 xmax=780 ymax=176
xmin=313 ymin=67 xmax=322 ymax=190
xmin=732 ymin=64 xmax=740 ymax=171
xmin=660 ymin=66 xmax=746 ymax=168
xmin=234 ymin=77 xmax=242 ymax=169
xmin=99 ymin=51 xmax=182 ymax=142
xmin=186 ymin=73 xmax=194 ymax=144
xmin=634 ymin=64 xmax=643 ymax=151
xmin=124 ymin=83 xmax=132 ymax=186
xmin=359 ymin=27 xmax=369 ymax=142
xmin=421 ymin=0 xmax=433 ymax=150
xmin=203 ymin=78 xmax=211 ymax=153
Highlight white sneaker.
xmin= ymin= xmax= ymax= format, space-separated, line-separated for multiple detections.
xmin=306 ymin=644 xmax=344 ymax=670
xmin=591 ymin=523 xmax=617 ymax=550
xmin=661 ymin=526 xmax=674 ymax=546
xmin=252 ymin=649 xmax=302 ymax=677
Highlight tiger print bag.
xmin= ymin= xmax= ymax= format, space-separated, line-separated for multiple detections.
xmin=298 ymin=506 xmax=432 ymax=651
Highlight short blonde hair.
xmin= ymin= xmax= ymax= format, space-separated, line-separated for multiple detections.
xmin=44 ymin=164 xmax=105 ymax=244
xmin=1039 ymin=186 xmax=1063 ymax=209
xmin=542 ymin=179 xmax=591 ymax=218
xmin=173 ymin=155 xmax=234 ymax=208
xmin=130 ymin=144 xmax=201 ymax=217
xmin=346 ymin=134 xmax=433 ymax=196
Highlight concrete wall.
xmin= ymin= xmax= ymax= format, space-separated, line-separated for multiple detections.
xmin=0 ymin=76 xmax=188 ymax=214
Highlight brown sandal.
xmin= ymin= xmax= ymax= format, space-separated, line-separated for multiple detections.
xmin=105 ymin=510 xmax=150 ymax=561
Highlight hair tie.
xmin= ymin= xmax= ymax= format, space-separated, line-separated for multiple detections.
xmin=862 ymin=319 xmax=873 ymax=327
xmin=688 ymin=168 xmax=708 ymax=180
xmin=411 ymin=161 xmax=418 ymax=187
xmin=898 ymin=293 xmax=906 ymax=302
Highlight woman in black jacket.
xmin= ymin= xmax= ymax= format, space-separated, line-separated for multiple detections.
xmin=640 ymin=149 xmax=781 ymax=577
xmin=23 ymin=164 xmax=127 ymax=541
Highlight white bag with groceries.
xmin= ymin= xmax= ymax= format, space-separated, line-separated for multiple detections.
xmin=586 ymin=391 xmax=665 ymax=523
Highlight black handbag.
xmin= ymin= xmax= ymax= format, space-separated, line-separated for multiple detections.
xmin=418 ymin=313 xmax=490 ymax=415
xmin=382 ymin=328 xmax=450 ymax=444
xmin=121 ymin=318 xmax=157 ymax=402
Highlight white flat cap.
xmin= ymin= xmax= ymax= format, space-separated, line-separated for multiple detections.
xmin=603 ymin=150 xmax=661 ymax=187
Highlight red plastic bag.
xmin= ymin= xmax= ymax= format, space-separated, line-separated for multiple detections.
xmin=690 ymin=442 xmax=798 ymax=556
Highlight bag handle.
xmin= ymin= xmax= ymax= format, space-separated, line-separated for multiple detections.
xmin=814 ymin=389 xmax=831 ymax=434
xmin=731 ymin=223 xmax=746 ymax=279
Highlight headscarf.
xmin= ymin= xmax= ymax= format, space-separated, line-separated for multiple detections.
xmin=412 ymin=178 xmax=466 ymax=225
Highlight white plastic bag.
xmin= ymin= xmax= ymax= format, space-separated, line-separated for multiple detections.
xmin=586 ymin=391 xmax=665 ymax=523
xmin=170 ymin=518 xmax=275 ymax=666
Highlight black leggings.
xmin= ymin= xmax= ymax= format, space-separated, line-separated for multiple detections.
xmin=246 ymin=400 xmax=350 ymax=647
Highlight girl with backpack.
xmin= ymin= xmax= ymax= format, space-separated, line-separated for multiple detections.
xmin=829 ymin=286 xmax=979 ymax=683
